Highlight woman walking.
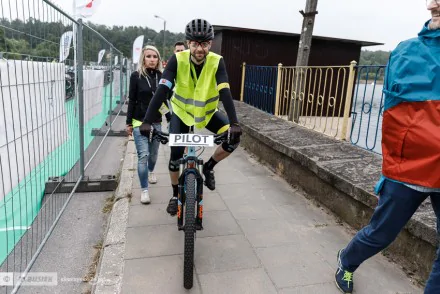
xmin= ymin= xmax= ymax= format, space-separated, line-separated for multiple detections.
xmin=126 ymin=45 xmax=169 ymax=204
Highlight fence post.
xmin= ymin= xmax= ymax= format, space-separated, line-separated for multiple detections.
xmin=77 ymin=19 xmax=85 ymax=178
xmin=341 ymin=60 xmax=357 ymax=141
xmin=274 ymin=63 xmax=283 ymax=116
xmin=125 ymin=58 xmax=129 ymax=98
xmin=290 ymin=68 xmax=304 ymax=123
xmin=109 ymin=47 xmax=113 ymax=129
xmin=240 ymin=62 xmax=246 ymax=102
xmin=119 ymin=53 xmax=123 ymax=103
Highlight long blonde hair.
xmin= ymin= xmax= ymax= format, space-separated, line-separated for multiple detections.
xmin=137 ymin=45 xmax=163 ymax=76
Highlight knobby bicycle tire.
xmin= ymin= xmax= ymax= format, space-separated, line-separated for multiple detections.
xmin=183 ymin=173 xmax=196 ymax=289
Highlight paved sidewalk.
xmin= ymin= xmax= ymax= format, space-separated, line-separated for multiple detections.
xmin=119 ymin=143 xmax=422 ymax=294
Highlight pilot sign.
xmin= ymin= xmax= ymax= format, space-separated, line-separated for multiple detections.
xmin=169 ymin=134 xmax=214 ymax=147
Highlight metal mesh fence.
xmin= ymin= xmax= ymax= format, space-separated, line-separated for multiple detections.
xmin=0 ymin=1 xmax=129 ymax=292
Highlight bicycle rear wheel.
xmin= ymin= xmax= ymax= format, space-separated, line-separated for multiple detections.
xmin=183 ymin=173 xmax=196 ymax=289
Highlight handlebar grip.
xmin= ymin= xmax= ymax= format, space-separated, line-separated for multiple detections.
xmin=152 ymin=129 xmax=169 ymax=144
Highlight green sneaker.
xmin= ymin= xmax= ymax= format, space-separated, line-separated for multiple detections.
xmin=335 ymin=249 xmax=354 ymax=293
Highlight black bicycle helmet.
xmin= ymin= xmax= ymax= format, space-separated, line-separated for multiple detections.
xmin=185 ymin=19 xmax=214 ymax=42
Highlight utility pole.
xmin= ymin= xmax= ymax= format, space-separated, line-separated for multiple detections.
xmin=154 ymin=15 xmax=167 ymax=59
xmin=289 ymin=0 xmax=318 ymax=122
xmin=163 ymin=20 xmax=166 ymax=59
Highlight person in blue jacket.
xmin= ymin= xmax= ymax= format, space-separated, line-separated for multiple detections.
xmin=335 ymin=1 xmax=440 ymax=293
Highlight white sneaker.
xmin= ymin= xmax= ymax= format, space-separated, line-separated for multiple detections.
xmin=140 ymin=190 xmax=151 ymax=204
xmin=148 ymin=172 xmax=157 ymax=184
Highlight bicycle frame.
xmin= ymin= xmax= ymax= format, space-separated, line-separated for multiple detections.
xmin=151 ymin=128 xmax=228 ymax=231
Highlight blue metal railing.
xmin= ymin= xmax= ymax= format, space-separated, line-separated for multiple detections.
xmin=350 ymin=65 xmax=386 ymax=154
xmin=243 ymin=65 xmax=278 ymax=114
xmin=241 ymin=63 xmax=388 ymax=155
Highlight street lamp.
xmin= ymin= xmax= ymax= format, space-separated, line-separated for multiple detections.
xmin=154 ymin=15 xmax=166 ymax=59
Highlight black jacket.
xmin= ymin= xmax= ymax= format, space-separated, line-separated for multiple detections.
xmin=126 ymin=69 xmax=170 ymax=125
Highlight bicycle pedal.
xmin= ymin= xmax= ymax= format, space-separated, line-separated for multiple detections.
xmin=195 ymin=223 xmax=203 ymax=231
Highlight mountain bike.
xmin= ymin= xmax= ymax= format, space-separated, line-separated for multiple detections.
xmin=151 ymin=127 xmax=228 ymax=289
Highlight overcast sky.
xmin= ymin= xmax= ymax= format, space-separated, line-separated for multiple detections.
xmin=54 ymin=0 xmax=432 ymax=51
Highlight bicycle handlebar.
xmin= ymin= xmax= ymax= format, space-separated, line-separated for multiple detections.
xmin=150 ymin=129 xmax=229 ymax=145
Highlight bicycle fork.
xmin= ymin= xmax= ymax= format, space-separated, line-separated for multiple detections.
xmin=177 ymin=160 xmax=204 ymax=231
xmin=196 ymin=169 xmax=204 ymax=230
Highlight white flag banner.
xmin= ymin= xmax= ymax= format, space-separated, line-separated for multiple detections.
xmin=132 ymin=35 xmax=144 ymax=64
xmin=75 ymin=0 xmax=102 ymax=18
xmin=59 ymin=31 xmax=73 ymax=62
xmin=114 ymin=55 xmax=118 ymax=65
xmin=97 ymin=49 xmax=105 ymax=64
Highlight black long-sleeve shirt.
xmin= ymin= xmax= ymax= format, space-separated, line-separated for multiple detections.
xmin=126 ymin=69 xmax=171 ymax=125
xmin=143 ymin=54 xmax=238 ymax=124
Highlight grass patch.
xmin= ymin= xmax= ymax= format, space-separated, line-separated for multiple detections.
xmin=314 ymin=223 xmax=329 ymax=228
xmin=102 ymin=194 xmax=115 ymax=213
xmin=82 ymin=239 xmax=103 ymax=287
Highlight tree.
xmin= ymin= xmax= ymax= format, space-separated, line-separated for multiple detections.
xmin=0 ymin=28 xmax=6 ymax=52
xmin=6 ymin=39 xmax=30 ymax=59
xmin=1 ymin=18 xmax=186 ymax=61
xmin=358 ymin=50 xmax=391 ymax=81
xmin=359 ymin=50 xmax=390 ymax=66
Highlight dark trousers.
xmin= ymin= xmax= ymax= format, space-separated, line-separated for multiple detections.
xmin=340 ymin=179 xmax=440 ymax=293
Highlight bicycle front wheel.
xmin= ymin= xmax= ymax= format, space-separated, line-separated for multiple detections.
xmin=183 ymin=173 xmax=196 ymax=289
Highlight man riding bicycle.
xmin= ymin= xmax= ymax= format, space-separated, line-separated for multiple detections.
xmin=140 ymin=18 xmax=242 ymax=216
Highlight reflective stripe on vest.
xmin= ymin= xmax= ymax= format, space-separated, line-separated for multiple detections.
xmin=173 ymin=93 xmax=219 ymax=108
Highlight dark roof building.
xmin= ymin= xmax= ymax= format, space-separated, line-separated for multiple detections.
xmin=211 ymin=25 xmax=382 ymax=100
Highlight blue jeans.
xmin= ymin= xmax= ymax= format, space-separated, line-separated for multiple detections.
xmin=132 ymin=123 xmax=161 ymax=190
xmin=340 ymin=179 xmax=440 ymax=293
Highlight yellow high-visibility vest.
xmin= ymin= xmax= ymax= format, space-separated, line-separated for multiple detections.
xmin=171 ymin=50 xmax=221 ymax=128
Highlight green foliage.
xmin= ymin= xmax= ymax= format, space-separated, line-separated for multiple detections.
xmin=0 ymin=18 xmax=185 ymax=61
xmin=7 ymin=39 xmax=29 ymax=54
xmin=359 ymin=50 xmax=390 ymax=66
xmin=0 ymin=28 xmax=6 ymax=52
xmin=358 ymin=50 xmax=391 ymax=81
